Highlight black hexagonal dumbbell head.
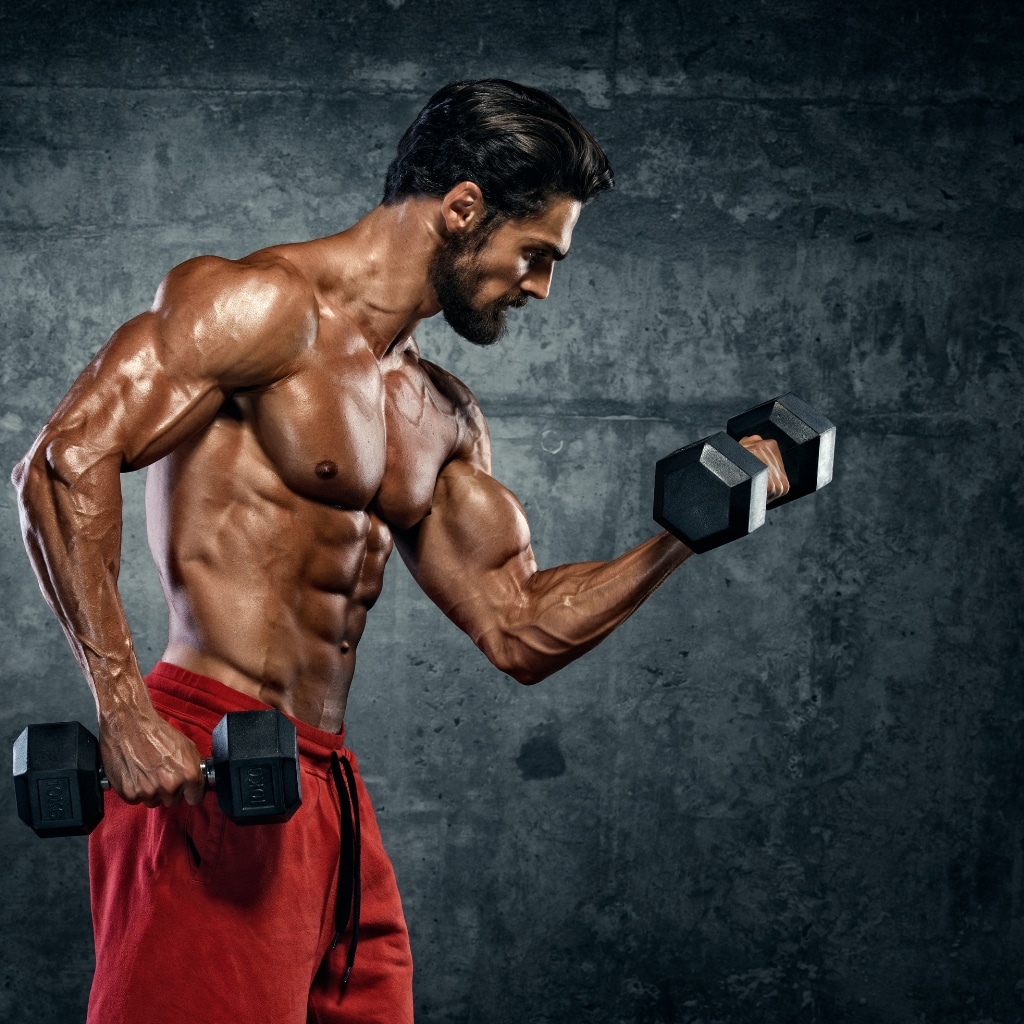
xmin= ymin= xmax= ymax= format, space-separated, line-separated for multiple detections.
xmin=653 ymin=431 xmax=769 ymax=553
xmin=211 ymin=710 xmax=302 ymax=825
xmin=726 ymin=392 xmax=835 ymax=508
xmin=13 ymin=722 xmax=104 ymax=837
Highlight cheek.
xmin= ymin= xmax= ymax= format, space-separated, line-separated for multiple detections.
xmin=476 ymin=258 xmax=527 ymax=298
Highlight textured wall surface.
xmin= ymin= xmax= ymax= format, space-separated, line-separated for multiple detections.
xmin=2 ymin=1 xmax=1022 ymax=1021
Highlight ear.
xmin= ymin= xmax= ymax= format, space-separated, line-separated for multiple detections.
xmin=439 ymin=181 xmax=486 ymax=236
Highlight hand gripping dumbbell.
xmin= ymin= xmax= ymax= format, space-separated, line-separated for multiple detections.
xmin=13 ymin=709 xmax=302 ymax=837
xmin=653 ymin=393 xmax=835 ymax=553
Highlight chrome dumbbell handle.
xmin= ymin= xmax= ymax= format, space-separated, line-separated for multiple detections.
xmin=98 ymin=758 xmax=215 ymax=790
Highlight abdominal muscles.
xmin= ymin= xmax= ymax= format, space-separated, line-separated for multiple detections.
xmin=145 ymin=417 xmax=395 ymax=729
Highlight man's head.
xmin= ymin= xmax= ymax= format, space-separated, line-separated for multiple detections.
xmin=384 ymin=80 xmax=613 ymax=345
xmin=383 ymin=79 xmax=614 ymax=221
xmin=427 ymin=192 xmax=580 ymax=345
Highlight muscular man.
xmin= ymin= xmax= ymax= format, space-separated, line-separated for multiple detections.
xmin=13 ymin=80 xmax=787 ymax=1023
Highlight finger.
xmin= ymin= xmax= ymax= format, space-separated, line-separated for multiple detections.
xmin=119 ymin=778 xmax=163 ymax=807
xmin=155 ymin=766 xmax=196 ymax=807
xmin=125 ymin=766 xmax=188 ymax=808
xmin=766 ymin=461 xmax=787 ymax=501
xmin=769 ymin=468 xmax=786 ymax=501
xmin=182 ymin=770 xmax=207 ymax=807
xmin=771 ymin=455 xmax=790 ymax=499
xmin=129 ymin=775 xmax=170 ymax=808
xmin=754 ymin=439 xmax=789 ymax=500
xmin=739 ymin=435 xmax=783 ymax=475
xmin=105 ymin=767 xmax=142 ymax=804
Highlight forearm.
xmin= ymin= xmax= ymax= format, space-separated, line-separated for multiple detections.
xmin=13 ymin=438 xmax=151 ymax=720
xmin=475 ymin=531 xmax=692 ymax=684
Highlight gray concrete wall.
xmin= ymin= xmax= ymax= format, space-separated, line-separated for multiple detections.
xmin=1 ymin=1 xmax=1022 ymax=1021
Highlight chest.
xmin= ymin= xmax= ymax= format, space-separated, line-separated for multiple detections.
xmin=240 ymin=337 xmax=460 ymax=529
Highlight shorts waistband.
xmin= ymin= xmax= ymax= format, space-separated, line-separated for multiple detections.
xmin=146 ymin=661 xmax=356 ymax=773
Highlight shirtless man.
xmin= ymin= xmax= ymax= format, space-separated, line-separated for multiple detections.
xmin=13 ymin=80 xmax=788 ymax=1023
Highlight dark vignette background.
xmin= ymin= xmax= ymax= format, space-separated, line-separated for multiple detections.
xmin=1 ymin=1 xmax=1022 ymax=1021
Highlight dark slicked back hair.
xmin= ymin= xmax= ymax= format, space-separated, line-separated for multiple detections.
xmin=382 ymin=79 xmax=614 ymax=221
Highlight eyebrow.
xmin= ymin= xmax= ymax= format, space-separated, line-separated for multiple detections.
xmin=526 ymin=239 xmax=570 ymax=261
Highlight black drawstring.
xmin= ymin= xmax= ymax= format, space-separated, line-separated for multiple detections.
xmin=329 ymin=752 xmax=362 ymax=990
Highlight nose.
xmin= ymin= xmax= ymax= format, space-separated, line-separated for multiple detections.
xmin=520 ymin=263 xmax=554 ymax=301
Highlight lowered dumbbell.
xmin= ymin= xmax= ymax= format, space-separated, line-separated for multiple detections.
xmin=13 ymin=709 xmax=302 ymax=837
xmin=653 ymin=392 xmax=835 ymax=553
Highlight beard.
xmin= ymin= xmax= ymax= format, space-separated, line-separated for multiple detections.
xmin=428 ymin=231 xmax=527 ymax=347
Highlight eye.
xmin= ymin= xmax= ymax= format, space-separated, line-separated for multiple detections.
xmin=525 ymin=249 xmax=546 ymax=267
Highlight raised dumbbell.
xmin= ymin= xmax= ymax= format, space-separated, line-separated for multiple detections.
xmin=13 ymin=709 xmax=302 ymax=837
xmin=653 ymin=392 xmax=835 ymax=553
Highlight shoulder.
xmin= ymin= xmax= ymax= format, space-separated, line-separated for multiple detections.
xmin=149 ymin=251 xmax=318 ymax=387
xmin=153 ymin=251 xmax=316 ymax=325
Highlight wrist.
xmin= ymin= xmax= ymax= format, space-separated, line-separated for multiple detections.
xmin=93 ymin=671 xmax=155 ymax=730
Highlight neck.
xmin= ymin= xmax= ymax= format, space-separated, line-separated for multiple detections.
xmin=305 ymin=199 xmax=445 ymax=360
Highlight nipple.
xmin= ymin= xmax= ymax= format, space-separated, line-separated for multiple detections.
xmin=316 ymin=460 xmax=338 ymax=480
xmin=339 ymin=641 xmax=351 ymax=654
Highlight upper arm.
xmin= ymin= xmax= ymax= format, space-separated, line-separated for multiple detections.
xmin=394 ymin=455 xmax=540 ymax=650
xmin=392 ymin=391 xmax=652 ymax=685
xmin=390 ymin=366 xmax=529 ymax=613
xmin=27 ymin=254 xmax=316 ymax=480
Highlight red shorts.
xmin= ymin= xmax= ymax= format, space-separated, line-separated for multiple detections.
xmin=87 ymin=662 xmax=414 ymax=1024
